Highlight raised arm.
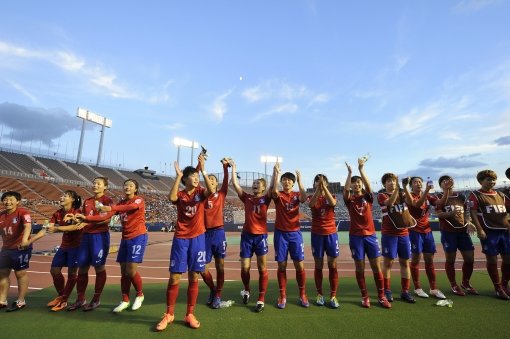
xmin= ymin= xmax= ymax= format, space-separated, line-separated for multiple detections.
xmin=385 ymin=178 xmax=401 ymax=207
xmin=231 ymin=160 xmax=244 ymax=198
xmin=219 ymin=159 xmax=229 ymax=193
xmin=358 ymin=158 xmax=372 ymax=194
xmin=271 ymin=162 xmax=281 ymax=199
xmin=321 ymin=178 xmax=337 ymax=206
xmin=169 ymin=161 xmax=183 ymax=203
xmin=343 ymin=162 xmax=353 ymax=201
xmin=199 ymin=153 xmax=214 ymax=198
xmin=309 ymin=178 xmax=322 ymax=208
xmin=296 ymin=170 xmax=307 ymax=203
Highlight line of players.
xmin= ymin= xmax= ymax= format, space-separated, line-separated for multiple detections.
xmin=0 ymin=154 xmax=509 ymax=331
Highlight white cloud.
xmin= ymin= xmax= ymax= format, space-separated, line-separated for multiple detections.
xmin=252 ymin=103 xmax=299 ymax=121
xmin=394 ymin=55 xmax=410 ymax=72
xmin=453 ymin=0 xmax=501 ymax=12
xmin=162 ymin=122 xmax=184 ymax=130
xmin=209 ymin=90 xmax=233 ymax=122
xmin=242 ymin=79 xmax=329 ymax=104
xmin=6 ymin=80 xmax=38 ymax=103
xmin=386 ymin=104 xmax=441 ymax=139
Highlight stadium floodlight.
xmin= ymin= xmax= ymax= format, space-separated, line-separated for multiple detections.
xmin=76 ymin=107 xmax=112 ymax=166
xmin=173 ymin=137 xmax=199 ymax=167
xmin=260 ymin=155 xmax=283 ymax=178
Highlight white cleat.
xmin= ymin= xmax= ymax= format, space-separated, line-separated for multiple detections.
xmin=429 ymin=289 xmax=446 ymax=300
xmin=414 ymin=289 xmax=429 ymax=298
xmin=131 ymin=296 xmax=145 ymax=311
xmin=112 ymin=301 xmax=130 ymax=313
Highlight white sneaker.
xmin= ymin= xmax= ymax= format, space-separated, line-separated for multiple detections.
xmin=112 ymin=301 xmax=130 ymax=313
xmin=414 ymin=289 xmax=429 ymax=298
xmin=240 ymin=290 xmax=250 ymax=304
xmin=131 ymin=296 xmax=145 ymax=311
xmin=429 ymin=289 xmax=446 ymax=300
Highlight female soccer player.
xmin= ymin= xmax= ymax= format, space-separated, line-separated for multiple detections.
xmin=76 ymin=179 xmax=148 ymax=312
xmin=46 ymin=190 xmax=85 ymax=311
xmin=309 ymin=174 xmax=340 ymax=308
xmin=231 ymin=159 xmax=274 ymax=312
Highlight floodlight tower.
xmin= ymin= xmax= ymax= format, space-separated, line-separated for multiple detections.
xmin=260 ymin=155 xmax=283 ymax=179
xmin=173 ymin=137 xmax=199 ymax=167
xmin=76 ymin=107 xmax=112 ymax=166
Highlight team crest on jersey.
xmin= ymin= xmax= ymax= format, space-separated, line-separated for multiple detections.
xmin=12 ymin=217 xmax=18 ymax=224
xmin=135 ymin=198 xmax=142 ymax=204
xmin=213 ymin=193 xmax=218 ymax=198
xmin=292 ymin=196 xmax=298 ymax=202
xmin=195 ymin=195 xmax=201 ymax=202
xmin=259 ymin=198 xmax=265 ymax=204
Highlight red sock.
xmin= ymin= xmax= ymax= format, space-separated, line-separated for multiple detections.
xmin=92 ymin=270 xmax=107 ymax=303
xmin=487 ymin=262 xmax=500 ymax=287
xmin=500 ymin=263 xmax=510 ymax=286
xmin=241 ymin=269 xmax=250 ymax=292
xmin=121 ymin=275 xmax=131 ymax=302
xmin=277 ymin=270 xmax=287 ymax=297
xmin=445 ymin=262 xmax=457 ymax=286
xmin=384 ymin=278 xmax=391 ymax=291
xmin=186 ymin=280 xmax=199 ymax=315
xmin=314 ymin=268 xmax=323 ymax=295
xmin=373 ymin=271 xmax=384 ymax=298
xmin=216 ymin=270 xmax=224 ymax=298
xmin=52 ymin=272 xmax=65 ymax=296
xmin=166 ymin=283 xmax=179 ymax=315
xmin=410 ymin=262 xmax=420 ymax=289
xmin=76 ymin=273 xmax=88 ymax=302
xmin=258 ymin=270 xmax=268 ymax=302
xmin=329 ymin=267 xmax=338 ymax=298
xmin=401 ymin=278 xmax=410 ymax=292
xmin=356 ymin=270 xmax=367 ymax=297
xmin=61 ymin=274 xmax=77 ymax=301
xmin=425 ymin=262 xmax=436 ymax=290
xmin=296 ymin=270 xmax=306 ymax=297
xmin=201 ymin=270 xmax=215 ymax=291
xmin=131 ymin=272 xmax=143 ymax=297
xmin=462 ymin=262 xmax=473 ymax=285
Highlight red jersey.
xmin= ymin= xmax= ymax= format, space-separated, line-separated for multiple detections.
xmin=241 ymin=193 xmax=271 ymax=234
xmin=82 ymin=195 xmax=113 ymax=234
xmin=205 ymin=165 xmax=228 ymax=229
xmin=173 ymin=186 xmax=207 ymax=238
xmin=435 ymin=192 xmax=468 ymax=233
xmin=408 ymin=192 xmax=437 ymax=234
xmin=51 ymin=208 xmax=82 ymax=249
xmin=309 ymin=195 xmax=337 ymax=235
xmin=274 ymin=191 xmax=301 ymax=232
xmin=378 ymin=191 xmax=414 ymax=236
xmin=112 ymin=196 xmax=147 ymax=240
xmin=344 ymin=192 xmax=376 ymax=236
xmin=0 ymin=207 xmax=31 ymax=249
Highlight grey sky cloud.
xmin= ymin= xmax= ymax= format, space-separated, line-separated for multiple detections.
xmin=0 ymin=102 xmax=81 ymax=146
xmin=494 ymin=136 xmax=510 ymax=145
xmin=419 ymin=156 xmax=487 ymax=169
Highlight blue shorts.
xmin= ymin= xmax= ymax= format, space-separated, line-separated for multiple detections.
xmin=410 ymin=231 xmax=436 ymax=254
xmin=274 ymin=229 xmax=304 ymax=262
xmin=205 ymin=227 xmax=227 ymax=263
xmin=381 ymin=234 xmax=411 ymax=259
xmin=78 ymin=232 xmax=110 ymax=267
xmin=440 ymin=231 xmax=474 ymax=253
xmin=52 ymin=247 xmax=80 ymax=268
xmin=0 ymin=247 xmax=32 ymax=271
xmin=480 ymin=230 xmax=510 ymax=256
xmin=349 ymin=234 xmax=381 ymax=260
xmin=311 ymin=233 xmax=339 ymax=259
xmin=169 ymin=233 xmax=206 ymax=273
xmin=240 ymin=232 xmax=268 ymax=258
xmin=116 ymin=233 xmax=148 ymax=263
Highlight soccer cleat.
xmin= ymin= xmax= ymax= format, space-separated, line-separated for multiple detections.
xmin=277 ymin=296 xmax=287 ymax=309
xmin=255 ymin=301 xmax=265 ymax=313
xmin=451 ymin=285 xmax=466 ymax=296
xmin=414 ymin=288 xmax=429 ymax=298
xmin=298 ymin=295 xmax=310 ymax=308
xmin=184 ymin=313 xmax=201 ymax=329
xmin=429 ymin=289 xmax=446 ymax=300
xmin=82 ymin=300 xmax=101 ymax=312
xmin=156 ymin=313 xmax=174 ymax=331
xmin=400 ymin=291 xmax=416 ymax=303
xmin=206 ymin=289 xmax=215 ymax=306
xmin=240 ymin=290 xmax=250 ymax=304
xmin=131 ymin=295 xmax=144 ymax=311
xmin=361 ymin=296 xmax=370 ymax=308
xmin=51 ymin=301 xmax=68 ymax=312
xmin=112 ymin=301 xmax=130 ymax=313
xmin=67 ymin=299 xmax=86 ymax=311
xmin=378 ymin=296 xmax=392 ymax=309
xmin=495 ymin=286 xmax=510 ymax=300
xmin=47 ymin=296 xmax=64 ymax=307
xmin=6 ymin=300 xmax=26 ymax=312
xmin=384 ymin=289 xmax=394 ymax=302
xmin=211 ymin=297 xmax=221 ymax=309
xmin=330 ymin=296 xmax=340 ymax=309
xmin=316 ymin=294 xmax=325 ymax=306
xmin=460 ymin=283 xmax=479 ymax=295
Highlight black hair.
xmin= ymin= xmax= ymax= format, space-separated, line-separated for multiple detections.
xmin=181 ymin=166 xmax=198 ymax=185
xmin=281 ymin=172 xmax=296 ymax=183
xmin=1 ymin=191 xmax=21 ymax=201
xmin=64 ymin=190 xmax=82 ymax=210
xmin=94 ymin=176 xmax=109 ymax=187
xmin=314 ymin=174 xmax=329 ymax=184
xmin=124 ymin=179 xmax=139 ymax=194
xmin=505 ymin=168 xmax=510 ymax=180
xmin=350 ymin=175 xmax=362 ymax=183
xmin=410 ymin=176 xmax=423 ymax=187
xmin=438 ymin=175 xmax=453 ymax=186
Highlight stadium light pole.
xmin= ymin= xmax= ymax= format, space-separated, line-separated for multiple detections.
xmin=260 ymin=155 xmax=283 ymax=180
xmin=173 ymin=137 xmax=199 ymax=167
xmin=76 ymin=107 xmax=112 ymax=166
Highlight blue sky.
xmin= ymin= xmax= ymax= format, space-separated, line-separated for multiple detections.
xmin=0 ymin=0 xmax=509 ymax=190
